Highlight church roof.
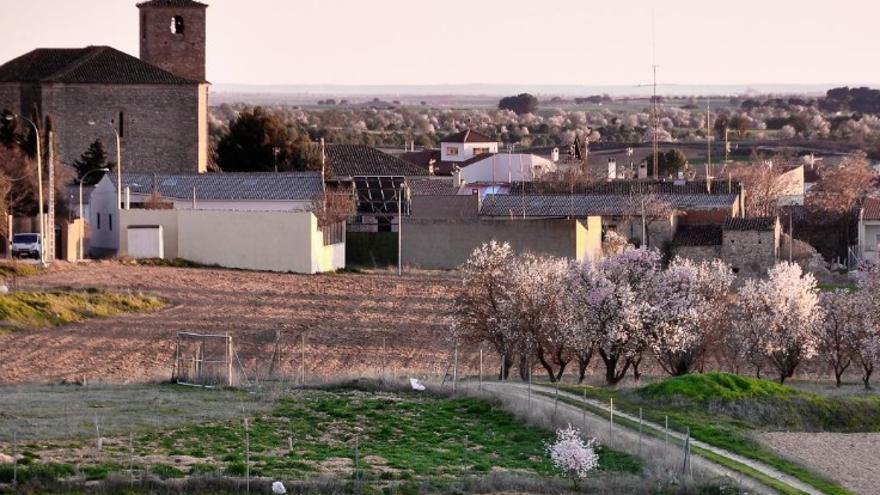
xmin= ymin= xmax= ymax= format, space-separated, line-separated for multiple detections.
xmin=0 ymin=46 xmax=200 ymax=85
xmin=137 ymin=0 xmax=208 ymax=8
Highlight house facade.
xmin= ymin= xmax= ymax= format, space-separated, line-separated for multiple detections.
xmin=859 ymin=197 xmax=880 ymax=263
xmin=439 ymin=130 xmax=499 ymax=163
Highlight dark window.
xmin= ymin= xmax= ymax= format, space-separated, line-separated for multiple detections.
xmin=109 ymin=214 xmax=113 ymax=232
xmin=171 ymin=15 xmax=185 ymax=35
xmin=118 ymin=112 xmax=124 ymax=138
xmin=97 ymin=213 xmax=101 ymax=230
xmin=377 ymin=217 xmax=392 ymax=232
xmin=13 ymin=234 xmax=38 ymax=244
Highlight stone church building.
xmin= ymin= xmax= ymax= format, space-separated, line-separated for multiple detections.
xmin=0 ymin=0 xmax=209 ymax=174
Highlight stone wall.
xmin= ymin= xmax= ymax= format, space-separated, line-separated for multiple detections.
xmin=139 ymin=3 xmax=207 ymax=81
xmin=0 ymin=83 xmax=207 ymax=174
xmin=721 ymin=225 xmax=780 ymax=277
xmin=670 ymin=244 xmax=722 ymax=263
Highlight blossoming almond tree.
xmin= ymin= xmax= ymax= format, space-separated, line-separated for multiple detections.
xmin=501 ymin=254 xmax=574 ymax=381
xmin=451 ymin=241 xmax=517 ymax=379
xmin=739 ymin=262 xmax=823 ymax=383
xmin=854 ymin=269 xmax=880 ymax=389
xmin=651 ymin=258 xmax=735 ymax=376
xmin=546 ymin=425 xmax=599 ymax=487
xmin=816 ymin=290 xmax=861 ymax=387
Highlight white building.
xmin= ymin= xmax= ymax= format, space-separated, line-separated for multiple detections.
xmin=859 ymin=197 xmax=880 ymax=263
xmin=440 ymin=130 xmax=499 ymax=163
xmin=456 ymin=153 xmax=557 ymax=185
xmin=89 ymin=172 xmax=324 ymax=254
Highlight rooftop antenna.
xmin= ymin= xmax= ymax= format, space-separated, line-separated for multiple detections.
xmin=651 ymin=11 xmax=659 ymax=180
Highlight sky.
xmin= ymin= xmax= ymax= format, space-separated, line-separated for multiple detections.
xmin=1 ymin=0 xmax=879 ymax=88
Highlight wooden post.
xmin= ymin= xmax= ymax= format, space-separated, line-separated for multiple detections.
xmin=478 ymin=345 xmax=483 ymax=391
xmin=47 ymin=130 xmax=55 ymax=262
xmin=381 ymin=336 xmax=387 ymax=382
xmin=174 ymin=333 xmax=180 ymax=382
xmin=6 ymin=214 xmax=12 ymax=260
xmin=452 ymin=342 xmax=459 ymax=393
xmin=227 ymin=334 xmax=234 ymax=387
xmin=582 ymin=387 xmax=587 ymax=431
xmin=12 ymin=431 xmax=16 ymax=485
xmin=301 ymin=333 xmax=306 ymax=387
xmin=244 ymin=418 xmax=250 ymax=494
xmin=638 ymin=407 xmax=643 ymax=453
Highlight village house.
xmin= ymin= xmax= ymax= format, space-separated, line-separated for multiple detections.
xmin=858 ymin=197 xmax=880 ymax=263
xmin=0 ymin=0 xmax=209 ymax=173
xmin=671 ymin=217 xmax=782 ymax=276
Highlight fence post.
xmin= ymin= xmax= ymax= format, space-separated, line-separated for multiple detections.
xmin=174 ymin=333 xmax=180 ymax=382
xmin=609 ymin=398 xmax=614 ymax=442
xmin=227 ymin=334 xmax=234 ymax=387
xmin=638 ymin=407 xmax=643 ymax=453
xmin=478 ymin=345 xmax=483 ymax=391
xmin=301 ymin=333 xmax=306 ymax=387
xmin=129 ymin=432 xmax=135 ymax=485
xmin=354 ymin=434 xmax=360 ymax=482
xmin=682 ymin=426 xmax=691 ymax=476
xmin=381 ymin=336 xmax=387 ymax=382
xmin=12 ymin=431 xmax=16 ymax=485
xmin=94 ymin=415 xmax=102 ymax=451
xmin=452 ymin=342 xmax=459 ymax=393
xmin=244 ymin=418 xmax=250 ymax=494
xmin=582 ymin=387 xmax=587 ymax=431
xmin=665 ymin=416 xmax=669 ymax=444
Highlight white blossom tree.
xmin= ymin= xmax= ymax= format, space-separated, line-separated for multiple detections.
xmin=738 ymin=262 xmax=823 ymax=383
xmin=451 ymin=241 xmax=516 ymax=379
xmin=816 ymin=290 xmax=861 ymax=387
xmin=651 ymin=258 xmax=735 ymax=376
xmin=854 ymin=270 xmax=880 ymax=388
xmin=546 ymin=425 xmax=599 ymax=487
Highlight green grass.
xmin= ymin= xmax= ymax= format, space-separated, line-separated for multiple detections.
xmin=134 ymin=390 xmax=642 ymax=481
xmin=1 ymin=388 xmax=643 ymax=488
xmin=0 ymin=288 xmax=164 ymax=332
xmin=558 ymin=373 xmax=865 ymax=495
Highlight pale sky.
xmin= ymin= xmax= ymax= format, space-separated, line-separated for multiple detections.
xmin=1 ymin=0 xmax=878 ymax=87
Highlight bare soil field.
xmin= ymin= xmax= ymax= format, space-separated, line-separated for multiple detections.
xmin=760 ymin=432 xmax=880 ymax=495
xmin=0 ymin=263 xmax=472 ymax=384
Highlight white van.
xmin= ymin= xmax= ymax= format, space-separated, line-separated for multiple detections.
xmin=11 ymin=233 xmax=41 ymax=259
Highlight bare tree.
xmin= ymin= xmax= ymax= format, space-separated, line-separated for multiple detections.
xmin=312 ymin=189 xmax=355 ymax=228
xmin=622 ymin=190 xmax=677 ymax=248
xmin=808 ymin=153 xmax=876 ymax=216
xmin=727 ymin=161 xmax=788 ymax=217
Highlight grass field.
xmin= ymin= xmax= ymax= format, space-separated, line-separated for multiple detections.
xmin=560 ymin=373 xmax=880 ymax=495
xmin=0 ymin=383 xmax=646 ymax=492
xmin=0 ymin=288 xmax=164 ymax=333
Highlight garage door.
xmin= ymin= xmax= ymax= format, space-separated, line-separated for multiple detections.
xmin=127 ymin=225 xmax=164 ymax=259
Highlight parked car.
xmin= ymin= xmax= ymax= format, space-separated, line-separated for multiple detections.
xmin=12 ymin=233 xmax=41 ymax=259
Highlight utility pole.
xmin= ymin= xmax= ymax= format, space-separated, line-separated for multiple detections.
xmin=397 ymin=183 xmax=404 ymax=276
xmin=47 ymin=128 xmax=55 ymax=262
xmin=706 ymin=99 xmax=712 ymax=182
xmin=652 ymin=63 xmax=659 ymax=179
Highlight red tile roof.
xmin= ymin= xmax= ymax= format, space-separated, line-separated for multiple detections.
xmin=863 ymin=197 xmax=880 ymax=221
xmin=440 ymin=130 xmax=496 ymax=144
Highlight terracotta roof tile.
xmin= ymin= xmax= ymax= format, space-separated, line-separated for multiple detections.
xmin=440 ymin=129 xmax=496 ymax=144
xmin=863 ymin=197 xmax=880 ymax=221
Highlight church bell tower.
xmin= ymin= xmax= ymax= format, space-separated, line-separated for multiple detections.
xmin=138 ymin=0 xmax=208 ymax=81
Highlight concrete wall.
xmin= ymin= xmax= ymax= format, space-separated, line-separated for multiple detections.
xmin=859 ymin=220 xmax=880 ymax=262
xmin=777 ymin=165 xmax=806 ymax=206
xmin=0 ymin=82 xmax=207 ymax=174
xmin=117 ymin=208 xmax=343 ymax=274
xmin=410 ymin=195 xmax=478 ymax=219
xmin=459 ymin=154 xmax=556 ymax=183
xmin=440 ymin=141 xmax=499 ymax=162
xmin=401 ymin=216 xmax=601 ymax=269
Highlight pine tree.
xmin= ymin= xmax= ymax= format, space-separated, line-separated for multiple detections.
xmin=73 ymin=139 xmax=109 ymax=185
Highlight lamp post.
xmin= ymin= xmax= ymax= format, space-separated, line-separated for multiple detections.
xmin=88 ymin=121 xmax=122 ymax=209
xmin=78 ymin=168 xmax=110 ymax=261
xmin=5 ymin=114 xmax=45 ymax=264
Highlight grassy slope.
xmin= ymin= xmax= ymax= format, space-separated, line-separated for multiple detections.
xmin=0 ymin=388 xmax=641 ymax=486
xmin=561 ymin=373 xmax=868 ymax=495
xmin=0 ymin=289 xmax=164 ymax=332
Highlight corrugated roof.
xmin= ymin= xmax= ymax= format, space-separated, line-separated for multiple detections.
xmin=863 ymin=197 xmax=880 ymax=221
xmin=110 ymin=172 xmax=324 ymax=202
xmin=0 ymin=46 xmax=199 ymax=84
xmin=723 ymin=217 xmax=778 ymax=231
xmin=440 ymin=130 xmax=496 ymax=144
xmin=512 ymin=179 xmax=742 ymax=196
xmin=326 ymin=144 xmax=428 ymax=178
xmin=407 ymin=178 xmax=459 ymax=196
xmin=479 ymin=194 xmax=738 ymax=218
xmin=672 ymin=225 xmax=723 ymax=247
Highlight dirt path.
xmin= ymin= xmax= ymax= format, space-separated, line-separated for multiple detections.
xmin=479 ymin=382 xmax=822 ymax=495
xmin=761 ymin=432 xmax=880 ymax=495
xmin=0 ymin=263 xmax=465 ymax=384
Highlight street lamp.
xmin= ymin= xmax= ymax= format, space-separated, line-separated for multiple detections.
xmin=5 ymin=113 xmax=45 ymax=264
xmin=78 ymin=167 xmax=110 ymax=261
xmin=88 ymin=121 xmax=122 ymax=209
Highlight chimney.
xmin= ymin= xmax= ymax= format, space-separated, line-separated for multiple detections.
xmin=124 ymin=187 xmax=131 ymax=210
xmin=607 ymin=159 xmax=617 ymax=180
xmin=638 ymin=161 xmax=648 ymax=179
xmin=454 ymin=168 xmax=463 ymax=188
xmin=551 ymin=147 xmax=560 ymax=162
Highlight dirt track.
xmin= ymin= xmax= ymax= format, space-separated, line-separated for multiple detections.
xmin=0 ymin=263 xmax=464 ymax=384
xmin=761 ymin=432 xmax=880 ymax=495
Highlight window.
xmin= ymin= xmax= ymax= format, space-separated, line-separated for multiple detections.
xmin=141 ymin=13 xmax=146 ymax=40
xmin=473 ymin=147 xmax=490 ymax=156
xmin=170 ymin=15 xmax=185 ymax=35
xmin=109 ymin=213 xmax=113 ymax=232
xmin=118 ymin=112 xmax=124 ymax=138
xmin=96 ymin=213 xmax=101 ymax=230
xmin=446 ymin=147 xmax=458 ymax=156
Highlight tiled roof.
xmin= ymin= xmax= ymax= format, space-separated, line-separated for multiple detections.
xmin=137 ymin=0 xmax=207 ymax=7
xmin=723 ymin=217 xmax=778 ymax=231
xmin=512 ymin=179 xmax=741 ymax=196
xmin=0 ymin=46 xmax=199 ymax=84
xmin=479 ymin=194 xmax=738 ymax=218
xmin=407 ymin=178 xmax=459 ymax=196
xmin=398 ymin=150 xmax=440 ymax=170
xmin=672 ymin=225 xmax=723 ymax=247
xmin=863 ymin=197 xmax=880 ymax=221
xmin=440 ymin=130 xmax=496 ymax=144
xmin=326 ymin=144 xmax=428 ymax=178
xmin=110 ymin=172 xmax=324 ymax=202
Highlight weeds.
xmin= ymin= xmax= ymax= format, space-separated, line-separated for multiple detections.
xmin=0 ymin=289 xmax=164 ymax=332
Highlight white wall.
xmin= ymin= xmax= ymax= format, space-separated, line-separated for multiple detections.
xmin=440 ymin=141 xmax=499 ymax=162
xmin=459 ymin=153 xmax=556 ymax=183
